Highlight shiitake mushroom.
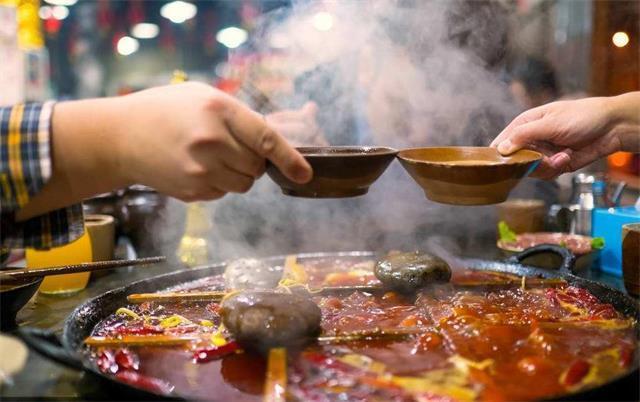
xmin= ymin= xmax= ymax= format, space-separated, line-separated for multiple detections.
xmin=374 ymin=251 xmax=451 ymax=293
xmin=220 ymin=291 xmax=321 ymax=351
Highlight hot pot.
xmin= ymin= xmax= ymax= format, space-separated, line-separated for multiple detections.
xmin=17 ymin=246 xmax=639 ymax=401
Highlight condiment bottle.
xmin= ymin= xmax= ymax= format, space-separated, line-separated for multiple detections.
xmin=177 ymin=202 xmax=211 ymax=267
xmin=171 ymin=70 xmax=212 ymax=267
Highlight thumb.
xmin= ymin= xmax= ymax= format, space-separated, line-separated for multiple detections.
xmin=496 ymin=119 xmax=551 ymax=155
xmin=303 ymin=101 xmax=318 ymax=118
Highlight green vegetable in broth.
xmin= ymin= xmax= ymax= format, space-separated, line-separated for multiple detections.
xmin=590 ymin=237 xmax=605 ymax=250
xmin=498 ymin=221 xmax=517 ymax=243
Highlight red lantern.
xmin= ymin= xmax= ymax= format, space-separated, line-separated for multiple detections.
xmin=44 ymin=17 xmax=62 ymax=35
xmin=128 ymin=1 xmax=145 ymax=26
xmin=97 ymin=0 xmax=115 ymax=32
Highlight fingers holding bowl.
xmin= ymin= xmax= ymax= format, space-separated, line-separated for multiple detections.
xmin=225 ymin=104 xmax=312 ymax=184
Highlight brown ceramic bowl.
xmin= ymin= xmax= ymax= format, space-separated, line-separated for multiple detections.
xmin=267 ymin=146 xmax=398 ymax=198
xmin=397 ymin=147 xmax=542 ymax=205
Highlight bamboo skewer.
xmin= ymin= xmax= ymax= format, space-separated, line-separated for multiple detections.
xmin=0 ymin=256 xmax=166 ymax=283
xmin=239 ymin=82 xmax=281 ymax=114
xmin=126 ymin=286 xmax=383 ymax=304
xmin=127 ymin=291 xmax=228 ymax=303
xmin=84 ymin=327 xmax=425 ymax=348
xmin=125 ymin=278 xmax=566 ymax=304
xmin=454 ymin=278 xmax=566 ymax=288
xmin=317 ymin=327 xmax=424 ymax=344
xmin=264 ymin=348 xmax=287 ymax=402
xmin=84 ymin=334 xmax=202 ymax=347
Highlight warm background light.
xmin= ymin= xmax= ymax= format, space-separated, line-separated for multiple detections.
xmin=216 ymin=26 xmax=248 ymax=49
xmin=117 ymin=36 xmax=139 ymax=56
xmin=160 ymin=1 xmax=197 ymax=24
xmin=43 ymin=0 xmax=77 ymax=6
xmin=51 ymin=5 xmax=68 ymax=20
xmin=612 ymin=31 xmax=630 ymax=48
xmin=608 ymin=152 xmax=632 ymax=168
xmin=132 ymin=23 xmax=159 ymax=39
xmin=312 ymin=11 xmax=334 ymax=32
xmin=39 ymin=5 xmax=68 ymax=20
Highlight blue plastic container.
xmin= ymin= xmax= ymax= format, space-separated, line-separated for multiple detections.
xmin=592 ymin=206 xmax=640 ymax=276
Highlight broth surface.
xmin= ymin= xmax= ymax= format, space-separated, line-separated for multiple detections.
xmin=87 ymin=256 xmax=637 ymax=401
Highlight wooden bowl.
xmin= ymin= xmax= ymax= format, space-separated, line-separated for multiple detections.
xmin=267 ymin=146 xmax=397 ymax=198
xmin=397 ymin=147 xmax=542 ymax=205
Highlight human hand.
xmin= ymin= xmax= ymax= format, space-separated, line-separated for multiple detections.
xmin=265 ymin=102 xmax=328 ymax=147
xmin=16 ymin=83 xmax=313 ymax=220
xmin=116 ymin=83 xmax=312 ymax=201
xmin=491 ymin=95 xmax=634 ymax=179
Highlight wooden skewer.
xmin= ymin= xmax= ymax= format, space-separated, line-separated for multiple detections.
xmin=317 ymin=327 xmax=424 ymax=344
xmin=84 ymin=334 xmax=202 ymax=347
xmin=125 ymin=277 xmax=566 ymax=305
xmin=0 ymin=256 xmax=166 ymax=283
xmin=263 ymin=348 xmax=287 ymax=402
xmin=453 ymin=278 xmax=566 ymax=288
xmin=126 ymin=286 xmax=383 ymax=304
xmin=239 ymin=82 xmax=281 ymax=114
xmin=84 ymin=326 xmax=425 ymax=349
xmin=127 ymin=291 xmax=228 ymax=303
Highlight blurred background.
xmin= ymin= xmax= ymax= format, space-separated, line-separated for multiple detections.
xmin=1 ymin=0 xmax=637 ymax=172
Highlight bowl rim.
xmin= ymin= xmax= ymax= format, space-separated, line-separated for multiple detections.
xmin=397 ymin=146 xmax=542 ymax=166
xmin=295 ymin=146 xmax=398 ymax=157
xmin=496 ymin=232 xmax=596 ymax=255
xmin=0 ymin=277 xmax=43 ymax=293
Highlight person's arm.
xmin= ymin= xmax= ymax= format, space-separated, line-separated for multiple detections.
xmin=17 ymin=82 xmax=312 ymax=221
xmin=1 ymin=102 xmax=84 ymax=249
xmin=491 ymin=91 xmax=640 ymax=179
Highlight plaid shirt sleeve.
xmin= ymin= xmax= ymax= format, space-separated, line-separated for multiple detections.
xmin=1 ymin=102 xmax=84 ymax=250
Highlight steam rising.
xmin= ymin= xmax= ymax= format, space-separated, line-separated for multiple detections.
xmin=158 ymin=0 xmax=528 ymax=263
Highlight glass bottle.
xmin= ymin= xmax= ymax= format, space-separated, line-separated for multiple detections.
xmin=177 ymin=203 xmax=211 ymax=267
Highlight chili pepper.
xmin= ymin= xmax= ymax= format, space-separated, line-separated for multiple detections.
xmin=564 ymin=287 xmax=599 ymax=305
xmin=165 ymin=324 xmax=199 ymax=335
xmin=544 ymin=289 xmax=559 ymax=307
xmin=619 ymin=346 xmax=634 ymax=368
xmin=561 ymin=359 xmax=591 ymax=387
xmin=115 ymin=325 xmax=163 ymax=336
xmin=115 ymin=370 xmax=175 ymax=394
xmin=96 ymin=349 xmax=140 ymax=373
xmin=96 ymin=350 xmax=117 ymax=374
xmin=589 ymin=304 xmax=618 ymax=320
xmin=206 ymin=302 xmax=221 ymax=315
xmin=115 ymin=349 xmax=139 ymax=371
xmin=193 ymin=341 xmax=239 ymax=363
